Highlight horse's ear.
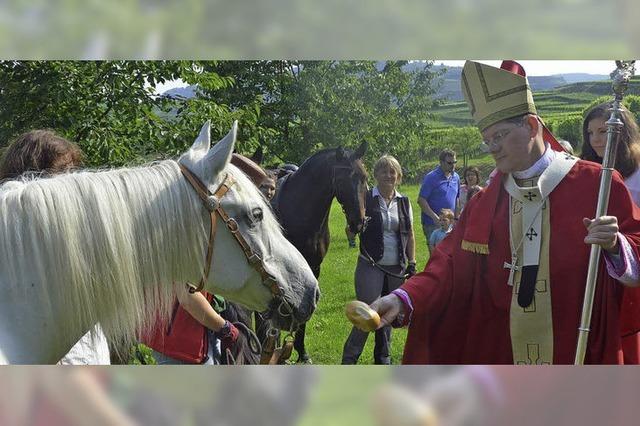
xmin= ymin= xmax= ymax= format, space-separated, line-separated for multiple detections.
xmin=351 ymin=141 xmax=368 ymax=160
xmin=203 ymin=121 xmax=237 ymax=178
xmin=336 ymin=147 xmax=346 ymax=161
xmin=189 ymin=121 xmax=212 ymax=152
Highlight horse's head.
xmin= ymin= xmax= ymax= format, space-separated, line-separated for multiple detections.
xmin=179 ymin=122 xmax=319 ymax=331
xmin=333 ymin=141 xmax=368 ymax=234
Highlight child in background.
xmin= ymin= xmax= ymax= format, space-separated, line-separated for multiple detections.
xmin=429 ymin=209 xmax=454 ymax=249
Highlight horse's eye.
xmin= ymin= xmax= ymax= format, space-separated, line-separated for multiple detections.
xmin=252 ymin=207 xmax=264 ymax=222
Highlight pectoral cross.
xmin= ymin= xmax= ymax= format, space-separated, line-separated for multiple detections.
xmin=503 ymin=255 xmax=519 ymax=286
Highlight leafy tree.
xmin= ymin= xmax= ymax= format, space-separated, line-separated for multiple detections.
xmin=202 ymin=61 xmax=445 ymax=177
xmin=287 ymin=61 xmax=445 ymax=177
xmin=0 ymin=60 xmax=446 ymax=178
xmin=428 ymin=126 xmax=484 ymax=171
xmin=0 ymin=61 xmax=238 ymax=166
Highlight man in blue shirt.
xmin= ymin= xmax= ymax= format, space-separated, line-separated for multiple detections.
xmin=418 ymin=148 xmax=460 ymax=254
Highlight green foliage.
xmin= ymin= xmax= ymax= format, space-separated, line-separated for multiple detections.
xmin=0 ymin=60 xmax=445 ymax=178
xmin=201 ymin=61 xmax=445 ymax=179
xmin=128 ymin=343 xmax=157 ymax=365
xmin=625 ymin=95 xmax=640 ymax=120
xmin=581 ymin=94 xmax=640 ymax=120
xmin=424 ymin=126 xmax=483 ymax=173
xmin=0 ymin=61 xmax=238 ymax=166
xmin=552 ymin=115 xmax=583 ymax=151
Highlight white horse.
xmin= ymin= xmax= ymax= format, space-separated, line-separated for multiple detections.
xmin=0 ymin=122 xmax=319 ymax=364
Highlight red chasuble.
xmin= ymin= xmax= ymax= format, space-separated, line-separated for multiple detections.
xmin=401 ymin=160 xmax=640 ymax=364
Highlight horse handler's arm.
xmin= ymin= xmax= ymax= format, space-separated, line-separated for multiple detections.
xmin=175 ymin=285 xmax=226 ymax=332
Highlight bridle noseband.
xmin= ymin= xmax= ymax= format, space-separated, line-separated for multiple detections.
xmin=178 ymin=163 xmax=292 ymax=319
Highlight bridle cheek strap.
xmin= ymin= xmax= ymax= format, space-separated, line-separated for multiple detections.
xmin=178 ymin=163 xmax=281 ymax=297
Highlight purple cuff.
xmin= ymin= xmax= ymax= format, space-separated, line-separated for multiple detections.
xmin=391 ymin=288 xmax=413 ymax=327
xmin=603 ymin=233 xmax=640 ymax=285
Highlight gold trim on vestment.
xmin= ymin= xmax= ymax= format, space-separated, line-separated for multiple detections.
xmin=461 ymin=240 xmax=489 ymax=254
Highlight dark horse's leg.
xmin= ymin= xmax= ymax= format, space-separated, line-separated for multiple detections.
xmin=294 ymin=264 xmax=320 ymax=363
xmin=294 ymin=322 xmax=309 ymax=363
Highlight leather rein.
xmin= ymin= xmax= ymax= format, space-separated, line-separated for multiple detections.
xmin=177 ymin=163 xmax=287 ymax=313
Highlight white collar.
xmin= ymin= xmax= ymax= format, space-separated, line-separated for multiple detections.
xmin=373 ymin=186 xmax=402 ymax=199
xmin=512 ymin=143 xmax=556 ymax=180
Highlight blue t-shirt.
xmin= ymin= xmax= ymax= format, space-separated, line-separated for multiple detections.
xmin=429 ymin=226 xmax=452 ymax=248
xmin=419 ymin=167 xmax=460 ymax=225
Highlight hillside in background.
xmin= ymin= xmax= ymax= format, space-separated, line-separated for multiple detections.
xmin=432 ymin=76 xmax=640 ymax=128
xmin=430 ymin=64 xmax=609 ymax=101
xmin=162 ymin=85 xmax=197 ymax=99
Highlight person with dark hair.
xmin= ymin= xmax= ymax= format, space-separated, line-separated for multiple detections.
xmin=0 ymin=129 xmax=110 ymax=365
xmin=582 ymin=102 xmax=640 ymax=204
xmin=582 ymin=101 xmax=640 ymax=364
xmin=0 ymin=129 xmax=83 ymax=180
xmin=342 ymin=155 xmax=415 ymax=365
xmin=458 ymin=166 xmax=482 ymax=213
xmin=417 ymin=148 xmax=460 ymax=255
xmin=370 ymin=61 xmax=640 ymax=365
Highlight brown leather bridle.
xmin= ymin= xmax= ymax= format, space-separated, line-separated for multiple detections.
xmin=178 ymin=163 xmax=290 ymax=320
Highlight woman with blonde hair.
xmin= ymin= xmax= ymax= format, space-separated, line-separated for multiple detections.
xmin=342 ymin=154 xmax=416 ymax=364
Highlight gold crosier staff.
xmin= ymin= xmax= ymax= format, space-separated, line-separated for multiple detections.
xmin=575 ymin=60 xmax=636 ymax=365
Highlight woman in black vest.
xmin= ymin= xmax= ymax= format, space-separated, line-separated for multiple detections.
xmin=342 ymin=155 xmax=416 ymax=364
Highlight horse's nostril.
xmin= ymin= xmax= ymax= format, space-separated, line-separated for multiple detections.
xmin=314 ymin=286 xmax=321 ymax=305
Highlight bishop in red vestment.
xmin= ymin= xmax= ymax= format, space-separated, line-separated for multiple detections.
xmin=371 ymin=60 xmax=640 ymax=364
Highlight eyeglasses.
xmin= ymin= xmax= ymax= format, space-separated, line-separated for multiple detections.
xmin=482 ymin=121 xmax=526 ymax=150
xmin=444 ymin=160 xmax=457 ymax=165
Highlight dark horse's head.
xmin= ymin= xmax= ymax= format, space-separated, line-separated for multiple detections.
xmin=333 ymin=141 xmax=368 ymax=234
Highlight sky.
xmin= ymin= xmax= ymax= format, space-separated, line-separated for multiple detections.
xmin=437 ymin=60 xmax=617 ymax=76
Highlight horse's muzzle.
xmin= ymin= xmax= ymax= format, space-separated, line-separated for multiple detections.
xmin=261 ymin=285 xmax=320 ymax=332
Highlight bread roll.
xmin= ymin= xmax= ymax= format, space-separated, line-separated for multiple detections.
xmin=345 ymin=300 xmax=381 ymax=332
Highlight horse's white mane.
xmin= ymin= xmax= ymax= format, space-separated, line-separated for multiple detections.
xmin=0 ymin=160 xmax=210 ymax=347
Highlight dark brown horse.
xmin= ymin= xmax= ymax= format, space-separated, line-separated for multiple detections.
xmin=268 ymin=142 xmax=368 ymax=362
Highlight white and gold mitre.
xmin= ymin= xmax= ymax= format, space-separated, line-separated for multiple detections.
xmin=461 ymin=60 xmax=537 ymax=131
